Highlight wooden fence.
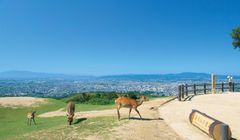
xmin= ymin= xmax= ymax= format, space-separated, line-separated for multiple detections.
xmin=178 ymin=82 xmax=240 ymax=101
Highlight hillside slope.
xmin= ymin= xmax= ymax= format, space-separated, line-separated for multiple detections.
xmin=0 ymin=97 xmax=181 ymax=140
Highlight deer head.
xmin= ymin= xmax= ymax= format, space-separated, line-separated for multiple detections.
xmin=32 ymin=111 xmax=36 ymax=115
xmin=28 ymin=111 xmax=36 ymax=118
xmin=140 ymin=96 xmax=149 ymax=101
xmin=67 ymin=113 xmax=74 ymax=125
xmin=136 ymin=96 xmax=149 ymax=106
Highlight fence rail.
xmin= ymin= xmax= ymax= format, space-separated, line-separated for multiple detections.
xmin=178 ymin=82 xmax=240 ymax=101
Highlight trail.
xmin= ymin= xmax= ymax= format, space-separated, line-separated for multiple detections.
xmin=0 ymin=97 xmax=46 ymax=107
xmin=108 ymin=97 xmax=182 ymax=140
xmin=39 ymin=97 xmax=182 ymax=140
xmin=159 ymin=92 xmax=240 ymax=140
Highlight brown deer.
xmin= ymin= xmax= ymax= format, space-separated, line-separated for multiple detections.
xmin=27 ymin=111 xmax=36 ymax=125
xmin=115 ymin=96 xmax=148 ymax=121
xmin=66 ymin=101 xmax=75 ymax=125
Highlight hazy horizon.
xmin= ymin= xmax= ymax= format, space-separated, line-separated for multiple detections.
xmin=0 ymin=70 xmax=238 ymax=77
xmin=1 ymin=0 xmax=240 ymax=75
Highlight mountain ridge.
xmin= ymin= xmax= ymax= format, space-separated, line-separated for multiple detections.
xmin=0 ymin=70 xmax=237 ymax=80
xmin=0 ymin=70 xmax=94 ymax=79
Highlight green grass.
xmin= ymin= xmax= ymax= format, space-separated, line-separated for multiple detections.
xmin=75 ymin=103 xmax=115 ymax=111
xmin=12 ymin=116 xmax=127 ymax=140
xmin=0 ymin=94 xmax=166 ymax=139
xmin=148 ymin=95 xmax=170 ymax=100
xmin=0 ymin=99 xmax=66 ymax=140
xmin=0 ymin=98 xmax=117 ymax=140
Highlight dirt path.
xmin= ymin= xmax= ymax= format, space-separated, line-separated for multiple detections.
xmin=0 ymin=97 xmax=46 ymax=107
xmin=39 ymin=98 xmax=182 ymax=140
xmin=108 ymin=97 xmax=182 ymax=140
xmin=159 ymin=92 xmax=240 ymax=140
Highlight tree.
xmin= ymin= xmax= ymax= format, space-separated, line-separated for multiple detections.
xmin=231 ymin=27 xmax=240 ymax=49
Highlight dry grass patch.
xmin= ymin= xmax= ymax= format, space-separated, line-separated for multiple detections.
xmin=0 ymin=97 xmax=47 ymax=108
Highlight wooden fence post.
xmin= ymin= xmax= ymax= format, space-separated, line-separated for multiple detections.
xmin=211 ymin=74 xmax=216 ymax=94
xmin=204 ymin=83 xmax=206 ymax=94
xmin=178 ymin=85 xmax=181 ymax=101
xmin=232 ymin=82 xmax=235 ymax=92
xmin=222 ymin=82 xmax=224 ymax=92
xmin=229 ymin=82 xmax=232 ymax=92
xmin=181 ymin=84 xmax=185 ymax=99
xmin=185 ymin=84 xmax=188 ymax=96
xmin=193 ymin=84 xmax=196 ymax=95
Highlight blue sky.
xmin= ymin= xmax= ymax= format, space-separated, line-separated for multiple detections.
xmin=0 ymin=0 xmax=240 ymax=75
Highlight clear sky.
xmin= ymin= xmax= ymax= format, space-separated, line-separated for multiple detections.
xmin=0 ymin=0 xmax=240 ymax=75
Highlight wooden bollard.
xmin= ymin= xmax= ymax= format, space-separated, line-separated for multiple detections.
xmin=189 ymin=110 xmax=231 ymax=140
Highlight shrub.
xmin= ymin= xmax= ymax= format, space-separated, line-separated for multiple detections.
xmin=88 ymin=98 xmax=111 ymax=105
xmin=63 ymin=91 xmax=155 ymax=105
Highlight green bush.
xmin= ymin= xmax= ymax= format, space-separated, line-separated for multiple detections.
xmin=124 ymin=92 xmax=138 ymax=99
xmin=64 ymin=92 xmax=119 ymax=105
xmin=88 ymin=98 xmax=111 ymax=105
xmin=63 ymin=91 xmax=157 ymax=105
xmin=65 ymin=93 xmax=91 ymax=103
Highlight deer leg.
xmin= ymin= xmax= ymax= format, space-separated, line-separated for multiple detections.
xmin=33 ymin=118 xmax=36 ymax=125
xmin=117 ymin=108 xmax=120 ymax=121
xmin=134 ymin=108 xmax=142 ymax=119
xmin=117 ymin=105 xmax=121 ymax=121
xmin=129 ymin=108 xmax=132 ymax=119
xmin=27 ymin=118 xmax=29 ymax=125
xmin=30 ymin=119 xmax=32 ymax=125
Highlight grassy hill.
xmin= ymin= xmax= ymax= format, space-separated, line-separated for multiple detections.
xmin=0 ymin=92 xmax=163 ymax=139
xmin=0 ymin=98 xmax=120 ymax=140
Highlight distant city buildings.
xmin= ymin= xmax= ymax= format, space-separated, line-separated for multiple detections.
xmin=0 ymin=76 xmax=239 ymax=97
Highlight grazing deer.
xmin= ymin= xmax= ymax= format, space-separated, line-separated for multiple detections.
xmin=66 ymin=101 xmax=75 ymax=125
xmin=115 ymin=96 xmax=148 ymax=121
xmin=27 ymin=111 xmax=36 ymax=125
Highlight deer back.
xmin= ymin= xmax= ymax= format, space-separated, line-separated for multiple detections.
xmin=115 ymin=96 xmax=138 ymax=107
xmin=67 ymin=101 xmax=75 ymax=115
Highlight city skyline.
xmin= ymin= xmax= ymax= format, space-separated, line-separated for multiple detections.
xmin=1 ymin=0 xmax=240 ymax=75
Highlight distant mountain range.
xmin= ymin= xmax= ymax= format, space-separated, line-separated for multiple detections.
xmin=0 ymin=71 xmax=93 ymax=80
xmin=0 ymin=71 xmax=238 ymax=81
xmin=100 ymin=72 xmax=211 ymax=80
